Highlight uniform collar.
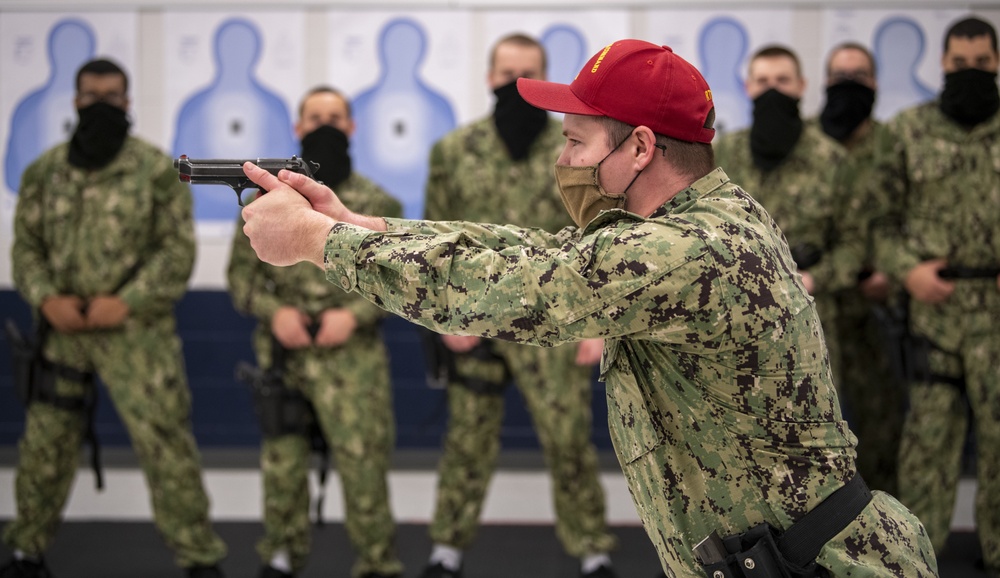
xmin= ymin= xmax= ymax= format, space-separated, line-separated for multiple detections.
xmin=579 ymin=167 xmax=733 ymax=233
xmin=648 ymin=167 xmax=730 ymax=220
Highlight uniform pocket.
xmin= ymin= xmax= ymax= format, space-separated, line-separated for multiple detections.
xmin=602 ymin=339 xmax=666 ymax=464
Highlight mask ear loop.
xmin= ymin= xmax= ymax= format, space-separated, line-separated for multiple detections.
xmin=597 ymin=129 xmax=652 ymax=204
xmin=615 ymin=130 xmax=658 ymax=199
xmin=598 ymin=131 xmax=633 ymax=165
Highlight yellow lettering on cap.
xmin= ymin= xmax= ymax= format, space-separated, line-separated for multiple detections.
xmin=705 ymin=89 xmax=713 ymax=101
xmin=591 ymin=43 xmax=613 ymax=73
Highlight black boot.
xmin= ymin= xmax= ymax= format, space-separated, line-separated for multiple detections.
xmin=0 ymin=558 xmax=54 ymax=578
xmin=417 ymin=563 xmax=461 ymax=578
xmin=186 ymin=565 xmax=224 ymax=578
xmin=258 ymin=565 xmax=293 ymax=578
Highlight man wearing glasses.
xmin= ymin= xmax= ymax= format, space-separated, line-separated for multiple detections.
xmin=811 ymin=42 xmax=905 ymax=499
xmin=1 ymin=58 xmax=227 ymax=578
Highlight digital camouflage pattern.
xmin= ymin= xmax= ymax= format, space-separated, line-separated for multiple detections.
xmin=714 ymin=124 xmax=860 ymax=385
xmin=818 ymin=118 xmax=905 ymax=496
xmin=324 ymin=168 xmax=937 ymax=577
xmin=422 ymin=116 xmax=617 ymax=556
xmin=6 ymin=137 xmax=227 ymax=568
xmin=877 ymin=102 xmax=1000 ymax=567
xmin=228 ymin=172 xmax=404 ymax=577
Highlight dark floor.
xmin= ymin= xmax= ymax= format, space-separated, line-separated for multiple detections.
xmin=0 ymin=521 xmax=987 ymax=578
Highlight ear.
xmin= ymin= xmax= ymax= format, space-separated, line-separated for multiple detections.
xmin=631 ymin=126 xmax=657 ymax=171
xmin=345 ymin=118 xmax=357 ymax=138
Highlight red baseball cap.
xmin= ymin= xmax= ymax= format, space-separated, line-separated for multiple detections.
xmin=517 ymin=39 xmax=715 ymax=143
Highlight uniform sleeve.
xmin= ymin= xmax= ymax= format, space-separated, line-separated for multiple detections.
xmin=384 ymin=218 xmax=577 ymax=251
xmin=226 ymin=215 xmax=283 ymax=321
xmin=11 ymin=159 xmax=59 ymax=307
xmin=322 ymin=220 xmax=699 ymax=347
xmin=117 ymin=154 xmax=196 ymax=313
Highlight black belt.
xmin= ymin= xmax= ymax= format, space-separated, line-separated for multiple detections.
xmin=938 ymin=266 xmax=1000 ymax=280
xmin=778 ymin=473 xmax=872 ymax=567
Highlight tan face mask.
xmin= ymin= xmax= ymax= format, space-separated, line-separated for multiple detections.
xmin=554 ymin=133 xmax=641 ymax=228
xmin=553 ymin=163 xmax=627 ymax=228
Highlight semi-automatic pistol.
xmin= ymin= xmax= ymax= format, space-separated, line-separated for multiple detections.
xmin=174 ymin=155 xmax=320 ymax=206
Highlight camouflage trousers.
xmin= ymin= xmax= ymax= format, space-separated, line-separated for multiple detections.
xmin=253 ymin=330 xmax=402 ymax=578
xmin=897 ymin=328 xmax=1000 ymax=569
xmin=1 ymin=320 xmax=227 ymax=568
xmin=430 ymin=340 xmax=617 ymax=557
xmin=835 ymin=291 xmax=905 ymax=495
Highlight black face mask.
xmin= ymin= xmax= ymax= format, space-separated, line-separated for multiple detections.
xmin=300 ymin=125 xmax=352 ymax=188
xmin=493 ymin=80 xmax=549 ymax=161
xmin=68 ymin=102 xmax=130 ymax=169
xmin=750 ymin=88 xmax=803 ymax=172
xmin=820 ymin=80 xmax=876 ymax=142
xmin=939 ymin=68 xmax=1000 ymax=127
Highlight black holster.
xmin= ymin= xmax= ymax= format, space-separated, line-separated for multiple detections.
xmin=236 ymin=333 xmax=331 ymax=525
xmin=701 ymin=523 xmax=814 ymax=578
xmin=237 ymin=361 xmax=316 ymax=439
xmin=871 ymin=293 xmax=965 ymax=391
xmin=5 ymin=317 xmax=103 ymax=490
xmin=697 ymin=475 xmax=871 ymax=578
xmin=420 ymin=329 xmax=510 ymax=396
xmin=6 ymin=318 xmax=40 ymax=405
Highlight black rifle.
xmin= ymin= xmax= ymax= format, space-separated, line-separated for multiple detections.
xmin=174 ymin=156 xmax=320 ymax=206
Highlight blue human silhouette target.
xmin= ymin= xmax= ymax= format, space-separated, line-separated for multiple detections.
xmin=698 ymin=17 xmax=750 ymax=135
xmin=172 ymin=18 xmax=297 ymax=221
xmin=873 ymin=16 xmax=936 ymax=120
xmin=351 ymin=18 xmax=456 ymax=219
xmin=4 ymin=19 xmax=95 ymax=194
xmin=541 ymin=24 xmax=587 ymax=85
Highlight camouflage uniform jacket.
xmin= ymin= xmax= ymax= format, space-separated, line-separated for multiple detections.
xmin=228 ymin=172 xmax=402 ymax=329
xmin=424 ymin=116 xmax=570 ymax=232
xmin=876 ymin=103 xmax=1000 ymax=350
xmin=323 ymin=168 xmax=858 ymax=561
xmin=714 ymin=123 xmax=863 ymax=295
xmin=809 ymin=119 xmax=897 ymax=273
xmin=12 ymin=136 xmax=194 ymax=320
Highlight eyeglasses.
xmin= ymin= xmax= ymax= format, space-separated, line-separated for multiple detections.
xmin=829 ymin=70 xmax=873 ymax=84
xmin=76 ymin=92 xmax=127 ymax=108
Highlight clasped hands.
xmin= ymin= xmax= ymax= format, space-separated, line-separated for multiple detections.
xmin=41 ymin=294 xmax=129 ymax=333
